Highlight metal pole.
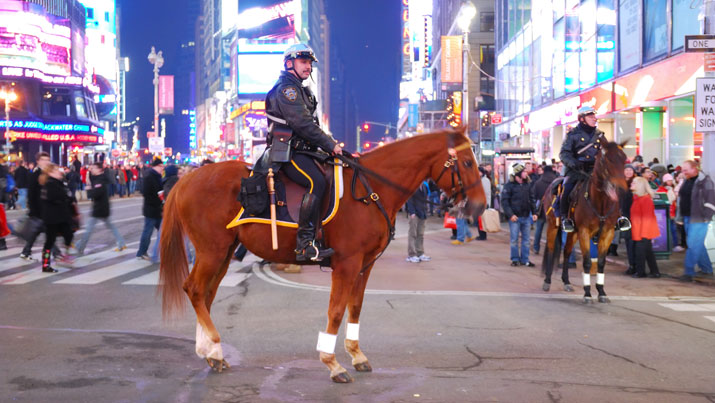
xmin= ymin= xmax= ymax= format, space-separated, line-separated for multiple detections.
xmin=701 ymin=0 xmax=715 ymax=177
xmin=154 ymin=64 xmax=159 ymax=138
xmin=356 ymin=126 xmax=361 ymax=153
xmin=463 ymin=31 xmax=469 ymax=135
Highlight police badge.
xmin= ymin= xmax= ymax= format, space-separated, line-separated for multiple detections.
xmin=282 ymin=87 xmax=298 ymax=102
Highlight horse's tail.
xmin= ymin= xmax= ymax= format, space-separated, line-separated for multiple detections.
xmin=158 ymin=187 xmax=189 ymax=319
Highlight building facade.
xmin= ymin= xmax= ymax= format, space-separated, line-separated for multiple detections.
xmin=494 ymin=0 xmax=704 ymax=164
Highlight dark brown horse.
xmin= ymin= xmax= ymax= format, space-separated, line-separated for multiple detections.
xmin=158 ymin=128 xmax=486 ymax=382
xmin=540 ymin=138 xmax=627 ymax=303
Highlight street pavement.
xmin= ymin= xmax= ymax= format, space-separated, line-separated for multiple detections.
xmin=1 ymin=197 xmax=714 ymax=402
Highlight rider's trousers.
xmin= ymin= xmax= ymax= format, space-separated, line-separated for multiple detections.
xmin=282 ymin=153 xmax=327 ymax=200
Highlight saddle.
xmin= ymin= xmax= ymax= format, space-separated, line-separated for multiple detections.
xmin=549 ymin=177 xmax=586 ymax=218
xmin=228 ymin=151 xmax=344 ymax=229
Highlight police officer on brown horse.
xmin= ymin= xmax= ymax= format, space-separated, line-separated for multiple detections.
xmin=264 ymin=43 xmax=341 ymax=261
xmin=559 ymin=106 xmax=630 ymax=232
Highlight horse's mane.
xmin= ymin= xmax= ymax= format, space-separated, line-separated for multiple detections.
xmin=357 ymin=128 xmax=469 ymax=162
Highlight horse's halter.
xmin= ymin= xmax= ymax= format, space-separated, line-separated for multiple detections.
xmin=433 ymin=142 xmax=475 ymax=206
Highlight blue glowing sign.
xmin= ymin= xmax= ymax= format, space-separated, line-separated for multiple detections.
xmin=189 ymin=110 xmax=197 ymax=149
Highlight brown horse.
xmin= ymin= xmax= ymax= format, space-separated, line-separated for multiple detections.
xmin=540 ymin=138 xmax=627 ymax=303
xmin=158 ymin=128 xmax=486 ymax=383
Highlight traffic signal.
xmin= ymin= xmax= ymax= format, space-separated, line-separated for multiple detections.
xmin=481 ymin=114 xmax=491 ymax=127
xmin=363 ymin=123 xmax=370 ymax=132
xmin=364 ymin=142 xmax=371 ymax=149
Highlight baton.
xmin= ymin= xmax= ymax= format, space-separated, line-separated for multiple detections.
xmin=267 ymin=168 xmax=278 ymax=250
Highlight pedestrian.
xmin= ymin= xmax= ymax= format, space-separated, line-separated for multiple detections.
xmin=13 ymin=161 xmax=29 ymax=209
xmin=629 ymin=177 xmax=661 ymax=278
xmin=621 ymin=164 xmax=637 ymax=274
xmin=130 ymin=165 xmax=139 ymax=195
xmin=117 ymin=164 xmax=127 ymax=197
xmin=124 ymin=165 xmax=133 ymax=197
xmin=405 ymin=181 xmax=430 ymax=263
xmin=0 ymin=192 xmax=9 ymax=250
xmin=501 ymin=163 xmax=538 ymax=266
xmin=20 ymin=152 xmax=59 ymax=261
xmin=39 ymin=163 xmax=75 ymax=272
xmin=150 ymin=164 xmax=179 ymax=263
xmin=475 ymin=166 xmax=492 ymax=241
xmin=531 ymin=165 xmax=558 ymax=254
xmin=449 ymin=198 xmax=473 ymax=245
xmin=74 ymin=163 xmax=127 ymax=255
xmin=66 ymin=165 xmax=81 ymax=201
xmin=677 ymin=160 xmax=715 ymax=282
xmin=136 ymin=158 xmax=164 ymax=261
xmin=105 ymin=164 xmax=116 ymax=197
xmin=673 ymin=171 xmax=688 ymax=252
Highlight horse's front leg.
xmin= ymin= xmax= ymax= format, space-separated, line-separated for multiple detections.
xmin=318 ymin=255 xmax=362 ymax=383
xmin=562 ymin=232 xmax=576 ymax=292
xmin=596 ymin=228 xmax=615 ymax=303
xmin=578 ymin=229 xmax=594 ymax=304
xmin=344 ymin=264 xmax=375 ymax=373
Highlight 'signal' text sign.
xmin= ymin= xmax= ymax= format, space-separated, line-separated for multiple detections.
xmin=696 ymin=78 xmax=715 ymax=132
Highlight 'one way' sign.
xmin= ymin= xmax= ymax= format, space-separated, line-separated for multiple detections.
xmin=696 ymin=78 xmax=715 ymax=132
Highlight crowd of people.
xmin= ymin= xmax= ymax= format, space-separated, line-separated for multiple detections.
xmin=0 ymin=153 xmax=199 ymax=272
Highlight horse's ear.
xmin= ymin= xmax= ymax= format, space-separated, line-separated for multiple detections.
xmin=598 ymin=135 xmax=608 ymax=147
xmin=618 ymin=140 xmax=629 ymax=149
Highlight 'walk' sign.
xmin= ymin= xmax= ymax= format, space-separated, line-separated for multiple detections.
xmin=696 ymin=78 xmax=715 ymax=132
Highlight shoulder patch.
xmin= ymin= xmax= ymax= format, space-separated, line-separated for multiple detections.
xmin=281 ymin=87 xmax=298 ymax=102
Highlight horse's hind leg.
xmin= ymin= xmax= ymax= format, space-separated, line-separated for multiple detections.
xmin=596 ymin=229 xmax=615 ymax=303
xmin=578 ymin=229 xmax=594 ymax=304
xmin=542 ymin=224 xmax=558 ymax=292
xmin=318 ymin=256 xmax=362 ymax=383
xmin=344 ymin=265 xmax=374 ymax=373
xmin=184 ymin=246 xmax=235 ymax=372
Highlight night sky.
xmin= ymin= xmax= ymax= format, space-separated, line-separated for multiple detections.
xmin=119 ymin=0 xmax=399 ymax=153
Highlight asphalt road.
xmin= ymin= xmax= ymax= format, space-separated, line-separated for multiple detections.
xmin=1 ymin=196 xmax=714 ymax=402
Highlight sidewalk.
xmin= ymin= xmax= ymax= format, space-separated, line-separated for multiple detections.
xmin=274 ymin=214 xmax=715 ymax=298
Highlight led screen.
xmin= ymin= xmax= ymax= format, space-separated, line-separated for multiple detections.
xmin=238 ymin=53 xmax=284 ymax=94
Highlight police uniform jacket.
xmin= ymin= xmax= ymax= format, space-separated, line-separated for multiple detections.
xmin=559 ymin=122 xmax=604 ymax=177
xmin=265 ymin=71 xmax=337 ymax=153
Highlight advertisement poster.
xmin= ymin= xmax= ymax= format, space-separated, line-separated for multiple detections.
xmin=440 ymin=36 xmax=462 ymax=85
xmin=652 ymin=207 xmax=669 ymax=252
xmin=158 ymin=75 xmax=174 ymax=115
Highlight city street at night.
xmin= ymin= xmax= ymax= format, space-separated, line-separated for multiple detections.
xmin=1 ymin=200 xmax=714 ymax=401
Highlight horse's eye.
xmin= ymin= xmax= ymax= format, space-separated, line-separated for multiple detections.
xmin=463 ymin=160 xmax=473 ymax=168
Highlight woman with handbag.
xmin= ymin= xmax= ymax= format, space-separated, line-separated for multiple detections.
xmin=39 ymin=164 xmax=76 ymax=272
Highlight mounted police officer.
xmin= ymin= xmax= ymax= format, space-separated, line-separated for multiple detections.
xmin=264 ymin=43 xmax=341 ymax=262
xmin=559 ymin=106 xmax=630 ymax=233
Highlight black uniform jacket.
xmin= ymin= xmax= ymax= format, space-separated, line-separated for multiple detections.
xmin=265 ymin=71 xmax=336 ymax=153
xmin=559 ymin=122 xmax=604 ymax=176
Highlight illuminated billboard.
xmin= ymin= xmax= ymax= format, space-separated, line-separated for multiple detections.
xmin=78 ymin=0 xmax=117 ymax=100
xmin=0 ymin=1 xmax=72 ymax=76
xmin=237 ymin=0 xmax=298 ymax=40
xmin=237 ymin=42 xmax=288 ymax=95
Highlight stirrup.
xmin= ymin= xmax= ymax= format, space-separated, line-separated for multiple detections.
xmin=562 ymin=218 xmax=575 ymax=233
xmin=616 ymin=216 xmax=632 ymax=231
xmin=296 ymin=240 xmax=334 ymax=262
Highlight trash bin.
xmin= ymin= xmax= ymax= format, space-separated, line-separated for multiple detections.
xmin=652 ymin=197 xmax=672 ymax=260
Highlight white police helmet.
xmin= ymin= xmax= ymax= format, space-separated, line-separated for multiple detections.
xmin=577 ymin=106 xmax=596 ymax=118
xmin=283 ymin=43 xmax=318 ymax=63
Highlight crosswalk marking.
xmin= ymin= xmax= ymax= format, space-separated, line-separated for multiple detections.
xmin=0 ymin=266 xmax=71 ymax=285
xmin=54 ymin=258 xmax=153 ymax=285
xmin=658 ymin=303 xmax=712 ymax=312
xmin=0 ymin=258 xmax=35 ymax=273
xmin=0 ymin=247 xmax=24 ymax=258
xmin=122 ymin=262 xmax=252 ymax=287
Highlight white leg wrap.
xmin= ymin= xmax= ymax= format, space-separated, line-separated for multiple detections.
xmin=195 ymin=322 xmax=223 ymax=360
xmin=582 ymin=273 xmax=591 ymax=286
xmin=346 ymin=323 xmax=359 ymax=341
xmin=596 ymin=273 xmax=605 ymax=285
xmin=316 ymin=331 xmax=338 ymax=354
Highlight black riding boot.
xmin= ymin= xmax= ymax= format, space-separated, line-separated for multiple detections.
xmin=560 ymin=190 xmax=575 ymax=233
xmin=295 ymin=193 xmax=334 ymax=261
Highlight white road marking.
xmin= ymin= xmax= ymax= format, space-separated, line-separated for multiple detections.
xmin=54 ymin=258 xmax=153 ymax=285
xmin=253 ymin=264 xmax=715 ymax=302
xmin=0 ymin=247 xmax=24 ymax=258
xmin=705 ymin=316 xmax=715 ymax=323
xmin=658 ymin=303 xmax=711 ymax=311
xmin=1 ymin=267 xmax=71 ymax=285
xmin=122 ymin=262 xmax=251 ymax=287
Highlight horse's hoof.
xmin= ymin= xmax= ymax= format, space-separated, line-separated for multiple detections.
xmin=598 ymin=295 xmax=611 ymax=303
xmin=564 ymin=284 xmax=574 ymax=292
xmin=542 ymin=282 xmax=551 ymax=292
xmin=206 ymin=358 xmax=230 ymax=373
xmin=331 ymin=371 xmax=354 ymax=383
xmin=353 ymin=361 xmax=372 ymax=372
xmin=582 ymin=297 xmax=593 ymax=304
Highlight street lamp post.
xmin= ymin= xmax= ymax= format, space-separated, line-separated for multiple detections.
xmin=457 ymin=2 xmax=477 ymax=155
xmin=1 ymin=87 xmax=17 ymax=155
xmin=147 ymin=47 xmax=164 ymax=139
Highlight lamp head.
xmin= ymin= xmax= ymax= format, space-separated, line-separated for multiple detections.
xmin=457 ymin=2 xmax=477 ymax=32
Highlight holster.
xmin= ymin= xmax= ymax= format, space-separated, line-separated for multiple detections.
xmin=270 ymin=127 xmax=293 ymax=163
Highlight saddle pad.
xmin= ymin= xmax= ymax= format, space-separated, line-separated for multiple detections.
xmin=226 ymin=159 xmax=343 ymax=229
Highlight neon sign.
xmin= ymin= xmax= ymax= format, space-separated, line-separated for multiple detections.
xmin=4 ymin=131 xmax=101 ymax=143
xmin=1 ymin=67 xmax=100 ymax=94
xmin=189 ymin=109 xmax=197 ymax=149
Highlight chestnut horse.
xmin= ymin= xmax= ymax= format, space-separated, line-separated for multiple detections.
xmin=158 ymin=128 xmax=486 ymax=383
xmin=540 ymin=138 xmax=627 ymax=303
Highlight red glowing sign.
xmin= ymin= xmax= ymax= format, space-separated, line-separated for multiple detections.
xmin=4 ymin=131 xmax=101 ymax=143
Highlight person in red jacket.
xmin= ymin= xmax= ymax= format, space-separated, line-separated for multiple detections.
xmin=630 ymin=177 xmax=661 ymax=278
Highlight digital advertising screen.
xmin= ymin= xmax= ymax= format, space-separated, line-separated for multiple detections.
xmin=238 ymin=52 xmax=284 ymax=94
xmin=0 ymin=1 xmax=72 ymax=76
xmin=237 ymin=0 xmax=298 ymax=40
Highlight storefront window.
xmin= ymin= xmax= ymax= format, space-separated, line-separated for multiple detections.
xmin=618 ymin=0 xmax=641 ymax=72
xmin=564 ymin=9 xmax=580 ymax=93
xmin=42 ymin=88 xmax=72 ymax=118
xmin=75 ymin=95 xmax=87 ymax=118
xmin=531 ymin=38 xmax=542 ymax=109
xmin=616 ymin=112 xmax=637 ymax=160
xmin=672 ymin=0 xmax=701 ymax=51
xmin=597 ymin=0 xmax=616 ymax=83
xmin=580 ymin=0 xmax=597 ymax=90
xmin=669 ymin=97 xmax=696 ymax=164
xmin=553 ymin=18 xmax=565 ymax=98
xmin=643 ymin=0 xmax=668 ymax=62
